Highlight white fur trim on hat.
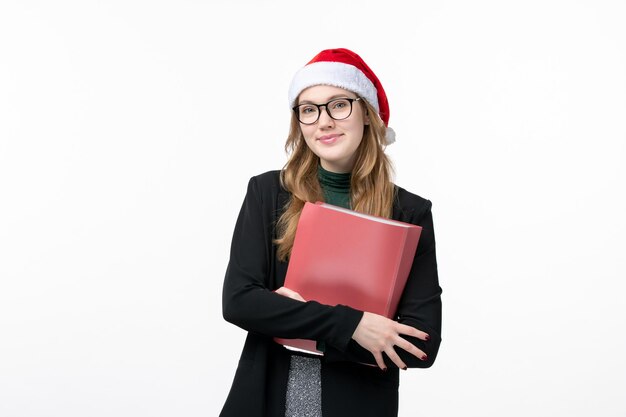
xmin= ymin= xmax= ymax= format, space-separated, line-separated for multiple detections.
xmin=288 ymin=61 xmax=379 ymax=113
xmin=385 ymin=127 xmax=396 ymax=145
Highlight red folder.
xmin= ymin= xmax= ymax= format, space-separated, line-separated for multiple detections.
xmin=274 ymin=201 xmax=422 ymax=355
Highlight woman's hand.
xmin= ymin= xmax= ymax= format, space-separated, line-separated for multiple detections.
xmin=352 ymin=311 xmax=430 ymax=370
xmin=274 ymin=286 xmax=306 ymax=302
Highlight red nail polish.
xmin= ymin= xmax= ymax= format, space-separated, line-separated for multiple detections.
xmin=421 ymin=354 xmax=428 ymax=361
xmin=382 ymin=367 xmax=388 ymax=372
xmin=402 ymin=366 xmax=407 ymax=370
xmin=425 ymin=335 xmax=431 ymax=341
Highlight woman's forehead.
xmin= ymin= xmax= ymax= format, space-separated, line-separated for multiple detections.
xmin=298 ymin=85 xmax=355 ymax=103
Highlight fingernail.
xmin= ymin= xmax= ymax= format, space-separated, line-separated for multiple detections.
xmin=425 ymin=334 xmax=430 ymax=341
xmin=420 ymin=354 xmax=428 ymax=361
xmin=402 ymin=366 xmax=408 ymax=370
xmin=382 ymin=367 xmax=388 ymax=372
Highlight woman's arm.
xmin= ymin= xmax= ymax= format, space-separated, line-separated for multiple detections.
xmin=222 ymin=176 xmax=363 ymax=352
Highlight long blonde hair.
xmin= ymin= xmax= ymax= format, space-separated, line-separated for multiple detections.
xmin=274 ymin=99 xmax=396 ymax=262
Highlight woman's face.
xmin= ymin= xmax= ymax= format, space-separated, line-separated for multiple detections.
xmin=297 ymin=85 xmax=369 ymax=173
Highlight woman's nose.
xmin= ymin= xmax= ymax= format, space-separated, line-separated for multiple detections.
xmin=318 ymin=106 xmax=335 ymax=127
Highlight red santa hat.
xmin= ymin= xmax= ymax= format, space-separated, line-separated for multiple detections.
xmin=288 ymin=48 xmax=396 ymax=145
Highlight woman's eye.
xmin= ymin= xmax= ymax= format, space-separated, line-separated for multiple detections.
xmin=301 ymin=106 xmax=316 ymax=114
xmin=331 ymin=100 xmax=348 ymax=109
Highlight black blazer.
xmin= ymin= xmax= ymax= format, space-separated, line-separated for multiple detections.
xmin=220 ymin=170 xmax=442 ymax=417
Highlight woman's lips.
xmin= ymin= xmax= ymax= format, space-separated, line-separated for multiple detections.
xmin=318 ymin=134 xmax=341 ymax=145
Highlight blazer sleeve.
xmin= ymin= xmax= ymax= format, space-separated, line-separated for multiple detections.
xmin=323 ymin=199 xmax=443 ymax=368
xmin=222 ymin=176 xmax=363 ymax=352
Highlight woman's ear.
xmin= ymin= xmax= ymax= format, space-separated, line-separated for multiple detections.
xmin=364 ymin=111 xmax=370 ymax=125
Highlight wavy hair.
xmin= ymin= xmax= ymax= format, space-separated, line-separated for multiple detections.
xmin=274 ymin=99 xmax=396 ymax=262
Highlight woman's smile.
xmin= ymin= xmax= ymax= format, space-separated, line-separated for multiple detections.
xmin=317 ymin=134 xmax=342 ymax=144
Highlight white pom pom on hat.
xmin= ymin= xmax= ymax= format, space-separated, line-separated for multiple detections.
xmin=288 ymin=48 xmax=396 ymax=145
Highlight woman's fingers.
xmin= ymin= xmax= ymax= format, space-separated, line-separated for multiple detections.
xmin=396 ymin=322 xmax=430 ymax=341
xmin=394 ymin=335 xmax=428 ymax=362
xmin=384 ymin=346 xmax=407 ymax=370
xmin=393 ymin=323 xmax=429 ymax=361
xmin=372 ymin=352 xmax=386 ymax=371
xmin=352 ymin=312 xmax=431 ymax=369
xmin=274 ymin=286 xmax=305 ymax=302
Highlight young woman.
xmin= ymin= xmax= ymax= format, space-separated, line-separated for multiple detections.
xmin=220 ymin=48 xmax=442 ymax=417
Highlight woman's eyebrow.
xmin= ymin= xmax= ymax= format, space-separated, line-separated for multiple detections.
xmin=298 ymin=94 xmax=354 ymax=104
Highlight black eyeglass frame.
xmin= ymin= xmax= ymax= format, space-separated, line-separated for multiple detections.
xmin=292 ymin=97 xmax=362 ymax=125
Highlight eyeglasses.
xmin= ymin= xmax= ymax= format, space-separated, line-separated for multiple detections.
xmin=293 ymin=97 xmax=361 ymax=125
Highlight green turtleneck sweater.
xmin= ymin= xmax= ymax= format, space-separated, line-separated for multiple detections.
xmin=317 ymin=164 xmax=351 ymax=209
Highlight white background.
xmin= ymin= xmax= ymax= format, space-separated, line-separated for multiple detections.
xmin=1 ymin=1 xmax=625 ymax=416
